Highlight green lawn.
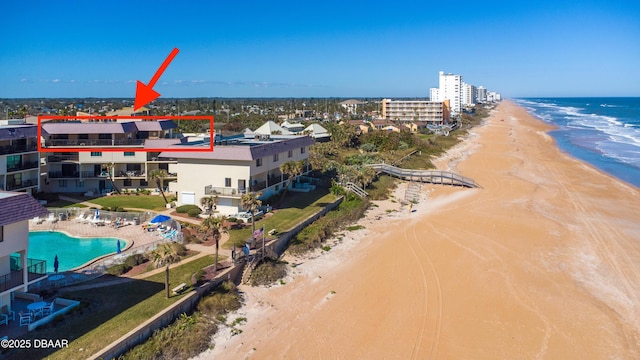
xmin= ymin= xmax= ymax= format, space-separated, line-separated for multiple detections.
xmin=44 ymin=200 xmax=88 ymax=208
xmin=6 ymin=256 xmax=214 ymax=360
xmin=227 ymin=189 xmax=338 ymax=247
xmin=89 ymin=195 xmax=168 ymax=211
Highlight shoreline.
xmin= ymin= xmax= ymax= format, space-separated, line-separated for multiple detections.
xmin=198 ymin=100 xmax=640 ymax=359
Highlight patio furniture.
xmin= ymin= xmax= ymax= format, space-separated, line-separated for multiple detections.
xmin=1 ymin=305 xmax=15 ymax=321
xmin=27 ymin=301 xmax=47 ymax=318
xmin=42 ymin=301 xmax=55 ymax=316
xmin=46 ymin=213 xmax=57 ymax=223
xmin=31 ymin=216 xmax=43 ymax=225
xmin=0 ymin=314 xmax=8 ymax=326
xmin=72 ymin=213 xmax=86 ymax=222
xmin=19 ymin=312 xmax=31 ymax=327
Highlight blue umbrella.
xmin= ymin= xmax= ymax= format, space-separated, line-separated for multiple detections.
xmin=54 ymin=255 xmax=59 ymax=273
xmin=117 ymin=239 xmax=121 ymax=254
xmin=150 ymin=214 xmax=171 ymax=223
xmin=95 ymin=209 xmax=100 ymax=220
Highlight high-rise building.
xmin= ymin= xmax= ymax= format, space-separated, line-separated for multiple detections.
xmin=461 ymin=82 xmax=476 ymax=107
xmin=476 ymin=86 xmax=487 ymax=103
xmin=437 ymin=71 xmax=462 ymax=114
xmin=381 ymin=99 xmax=449 ymax=124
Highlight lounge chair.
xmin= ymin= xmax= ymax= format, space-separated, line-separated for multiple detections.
xmin=31 ymin=216 xmax=43 ymax=225
xmin=72 ymin=213 xmax=86 ymax=222
xmin=46 ymin=213 xmax=57 ymax=223
xmin=0 ymin=314 xmax=8 ymax=326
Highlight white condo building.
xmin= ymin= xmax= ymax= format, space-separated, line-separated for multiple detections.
xmin=0 ymin=120 xmax=41 ymax=194
xmin=461 ymin=82 xmax=476 ymax=107
xmin=476 ymin=86 xmax=487 ymax=103
xmin=431 ymin=71 xmax=462 ymax=114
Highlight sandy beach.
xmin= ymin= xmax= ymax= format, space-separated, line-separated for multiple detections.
xmin=198 ymin=101 xmax=640 ymax=359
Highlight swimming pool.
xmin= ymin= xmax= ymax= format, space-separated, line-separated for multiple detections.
xmin=27 ymin=231 xmax=126 ymax=273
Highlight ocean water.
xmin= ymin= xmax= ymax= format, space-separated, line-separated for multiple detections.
xmin=514 ymin=98 xmax=640 ymax=188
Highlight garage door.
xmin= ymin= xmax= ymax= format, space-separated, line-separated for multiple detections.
xmin=181 ymin=192 xmax=195 ymax=205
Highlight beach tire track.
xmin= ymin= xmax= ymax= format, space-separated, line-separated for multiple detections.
xmin=403 ymin=218 xmax=443 ymax=359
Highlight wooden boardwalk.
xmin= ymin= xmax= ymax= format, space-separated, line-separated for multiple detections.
xmin=366 ymin=163 xmax=481 ymax=188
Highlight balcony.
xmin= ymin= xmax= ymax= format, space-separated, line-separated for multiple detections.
xmin=0 ymin=256 xmax=47 ymax=293
xmin=47 ymin=154 xmax=79 ymax=162
xmin=49 ymin=171 xmax=79 ymax=179
xmin=6 ymin=178 xmax=38 ymax=191
xmin=43 ymin=138 xmax=145 ymax=147
xmin=0 ymin=143 xmax=38 ymax=155
xmin=204 ymin=186 xmax=246 ymax=198
xmin=6 ymin=161 xmax=39 ymax=172
xmin=116 ymin=170 xmax=145 ymax=178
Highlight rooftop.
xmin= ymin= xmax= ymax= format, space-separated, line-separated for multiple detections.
xmin=0 ymin=191 xmax=49 ymax=227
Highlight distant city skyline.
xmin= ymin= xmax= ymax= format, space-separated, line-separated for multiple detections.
xmin=2 ymin=0 xmax=639 ymax=99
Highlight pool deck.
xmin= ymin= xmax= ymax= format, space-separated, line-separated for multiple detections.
xmin=29 ymin=219 xmax=161 ymax=260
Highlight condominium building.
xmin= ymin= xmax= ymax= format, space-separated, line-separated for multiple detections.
xmin=159 ymin=134 xmax=314 ymax=216
xmin=476 ymin=86 xmax=487 ymax=103
xmin=381 ymin=99 xmax=450 ymax=124
xmin=437 ymin=71 xmax=462 ymax=114
xmin=0 ymin=191 xmax=49 ymax=308
xmin=461 ymin=82 xmax=476 ymax=107
xmin=0 ymin=120 xmax=41 ymax=194
xmin=41 ymin=119 xmax=180 ymax=194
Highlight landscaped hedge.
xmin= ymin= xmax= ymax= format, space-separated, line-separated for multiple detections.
xmin=187 ymin=208 xmax=202 ymax=217
xmin=176 ymin=204 xmax=200 ymax=214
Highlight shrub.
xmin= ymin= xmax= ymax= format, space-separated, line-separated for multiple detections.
xmin=187 ymin=208 xmax=202 ymax=217
xmin=171 ymin=242 xmax=188 ymax=257
xmin=176 ymin=204 xmax=200 ymax=214
xmin=107 ymin=263 xmax=130 ymax=275
xmin=124 ymin=253 xmax=146 ymax=268
xmin=360 ymin=142 xmax=377 ymax=152
xmin=250 ymin=260 xmax=288 ymax=286
xmin=198 ymin=281 xmax=242 ymax=316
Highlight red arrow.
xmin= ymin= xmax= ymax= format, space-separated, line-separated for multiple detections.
xmin=134 ymin=47 xmax=180 ymax=111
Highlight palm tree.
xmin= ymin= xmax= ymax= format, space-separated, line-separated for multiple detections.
xmin=101 ymin=162 xmax=120 ymax=194
xmin=240 ymin=192 xmax=262 ymax=248
xmin=200 ymin=215 xmax=227 ymax=269
xmin=279 ymin=160 xmax=304 ymax=200
xmin=152 ymin=243 xmax=180 ymax=298
xmin=359 ymin=166 xmax=377 ymax=189
xmin=150 ymin=169 xmax=169 ymax=204
xmin=199 ymin=195 xmax=218 ymax=215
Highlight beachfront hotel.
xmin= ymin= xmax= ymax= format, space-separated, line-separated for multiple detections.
xmin=39 ymin=119 xmax=181 ymax=194
xmin=0 ymin=120 xmax=41 ymax=195
xmin=159 ymin=129 xmax=314 ymax=216
xmin=0 ymin=191 xmax=49 ymax=313
xmin=380 ymin=99 xmax=450 ymax=124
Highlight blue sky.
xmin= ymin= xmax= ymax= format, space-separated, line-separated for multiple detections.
xmin=1 ymin=0 xmax=639 ymax=98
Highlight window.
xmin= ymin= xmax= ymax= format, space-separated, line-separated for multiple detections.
xmin=124 ymin=179 xmax=132 ymax=186
xmin=140 ymin=179 xmax=148 ymax=187
xmin=91 ymin=152 xmax=102 ymax=157
xmin=225 ymin=178 xmax=231 ymax=187
xmin=273 ymin=153 xmax=279 ymax=162
xmin=256 ymin=158 xmax=262 ymax=167
xmin=124 ymin=152 xmax=135 ymax=157
xmin=288 ymin=150 xmax=293 ymax=158
xmin=300 ymin=146 xmax=305 ymax=154
xmin=0 ymin=226 xmax=3 ymax=242
xmin=59 ymin=180 xmax=67 ymax=187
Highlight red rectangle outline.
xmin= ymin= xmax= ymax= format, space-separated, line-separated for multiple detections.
xmin=37 ymin=115 xmax=214 ymax=152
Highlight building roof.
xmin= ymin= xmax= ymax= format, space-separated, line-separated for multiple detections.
xmin=41 ymin=120 xmax=176 ymax=135
xmin=304 ymin=123 xmax=328 ymax=135
xmin=42 ymin=121 xmax=138 ymax=135
xmin=0 ymin=192 xmax=49 ymax=227
xmin=143 ymin=138 xmax=186 ymax=148
xmin=254 ymin=121 xmax=291 ymax=135
xmin=339 ymin=99 xmax=364 ymax=105
xmin=134 ymin=120 xmax=177 ymax=131
xmin=159 ymin=136 xmax=314 ymax=161
xmin=106 ymin=107 xmax=150 ymax=116
xmin=0 ymin=124 xmax=38 ymax=141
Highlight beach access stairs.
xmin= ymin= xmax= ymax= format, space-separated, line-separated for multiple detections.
xmin=404 ymin=182 xmax=421 ymax=203
xmin=241 ymin=246 xmax=279 ymax=285
xmin=366 ymin=163 xmax=481 ymax=188
xmin=344 ymin=182 xmax=368 ymax=198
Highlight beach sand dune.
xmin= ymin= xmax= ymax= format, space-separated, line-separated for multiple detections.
xmin=199 ymin=101 xmax=640 ymax=359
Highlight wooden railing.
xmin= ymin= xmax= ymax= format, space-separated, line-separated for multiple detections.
xmin=366 ymin=163 xmax=480 ymax=188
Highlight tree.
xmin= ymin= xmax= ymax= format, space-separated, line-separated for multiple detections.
xmin=359 ymin=166 xmax=377 ymax=189
xmin=240 ymin=192 xmax=262 ymax=249
xmin=152 ymin=243 xmax=181 ymax=298
xmin=150 ymin=169 xmax=169 ymax=203
xmin=279 ymin=160 xmax=304 ymax=200
xmin=199 ymin=195 xmax=218 ymax=215
xmin=101 ymin=162 xmax=120 ymax=194
xmin=200 ymin=215 xmax=227 ymax=269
